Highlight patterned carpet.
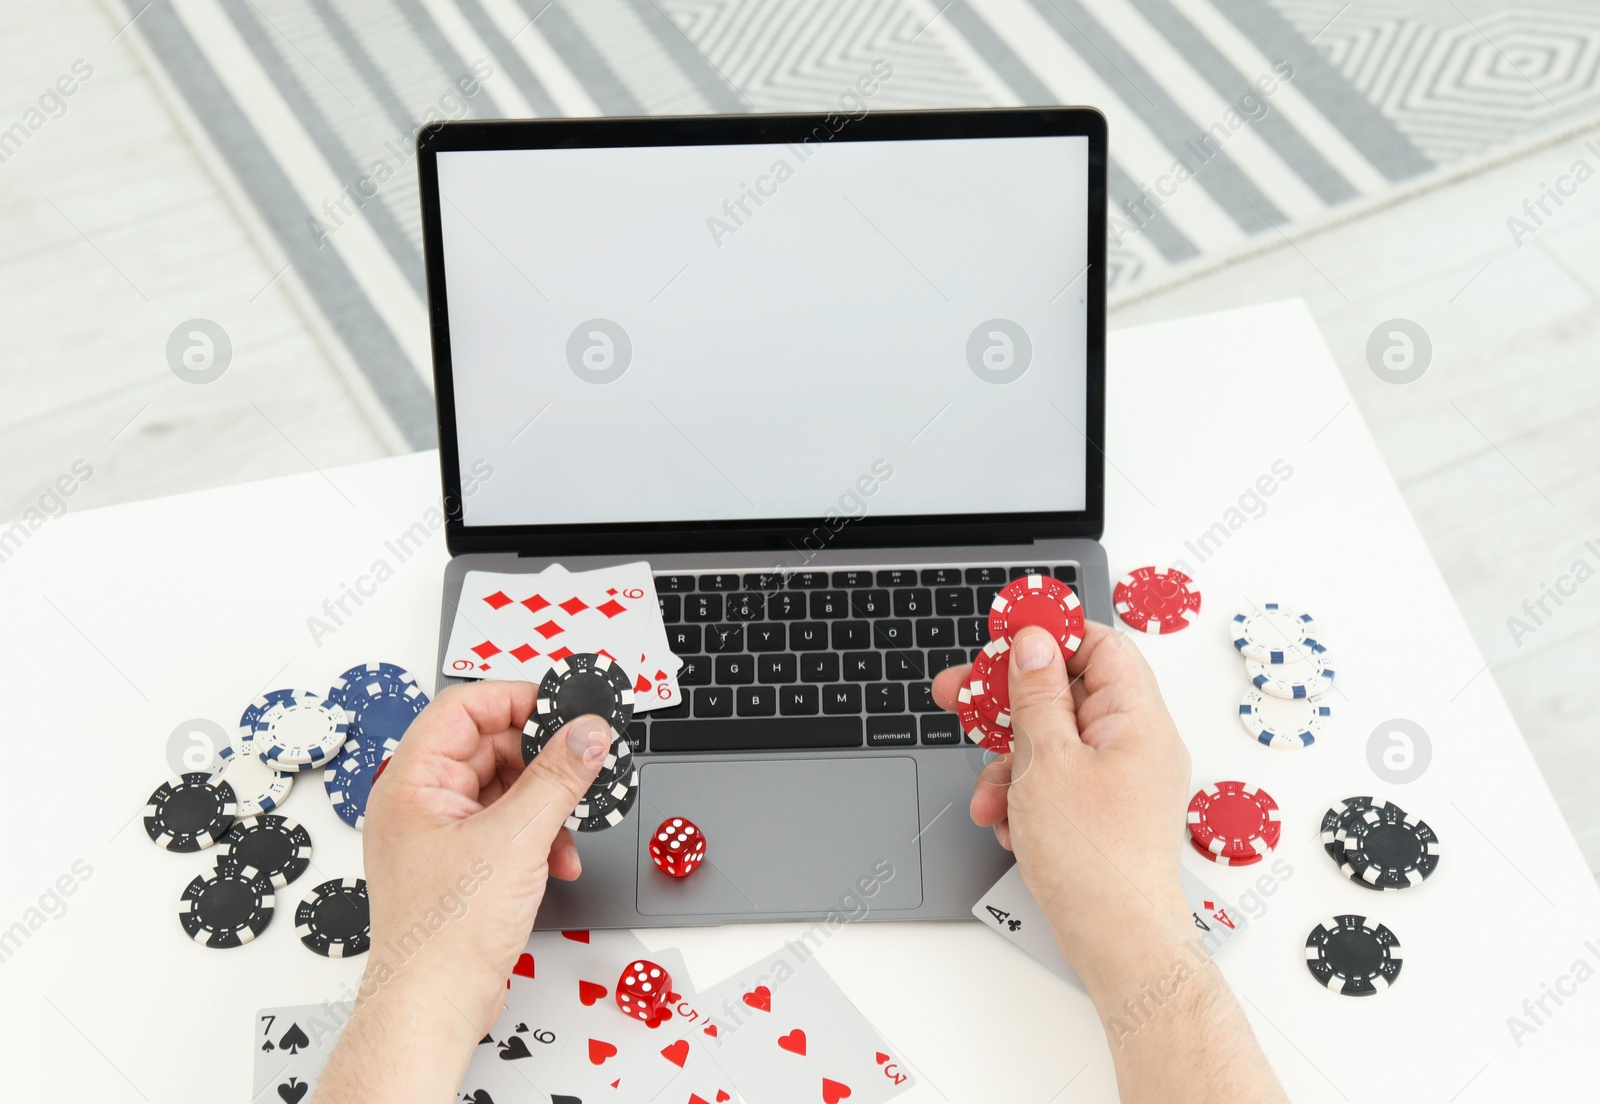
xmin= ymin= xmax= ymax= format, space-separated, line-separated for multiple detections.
xmin=127 ymin=0 xmax=1600 ymax=446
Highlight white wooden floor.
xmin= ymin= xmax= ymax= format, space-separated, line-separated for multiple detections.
xmin=7 ymin=0 xmax=1599 ymax=874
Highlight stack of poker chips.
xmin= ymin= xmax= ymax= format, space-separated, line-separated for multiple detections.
xmin=1230 ymin=603 xmax=1334 ymax=750
xmin=521 ymin=652 xmax=640 ymax=832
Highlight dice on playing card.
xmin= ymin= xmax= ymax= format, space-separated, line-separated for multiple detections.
xmin=648 ymin=816 xmax=706 ymax=879
xmin=616 ymin=959 xmax=672 ymax=1026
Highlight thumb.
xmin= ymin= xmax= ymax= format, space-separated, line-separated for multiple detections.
xmin=1006 ymin=626 xmax=1081 ymax=754
xmin=493 ymin=715 xmax=612 ymax=846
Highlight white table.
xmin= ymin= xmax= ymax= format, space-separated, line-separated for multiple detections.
xmin=2 ymin=300 xmax=1594 ymax=1102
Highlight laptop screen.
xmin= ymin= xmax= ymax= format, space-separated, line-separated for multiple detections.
xmin=436 ymin=133 xmax=1091 ymax=530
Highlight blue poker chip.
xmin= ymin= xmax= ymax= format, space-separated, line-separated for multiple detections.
xmin=1238 ymin=689 xmax=1328 ymax=749
xmin=327 ymin=662 xmax=429 ymax=749
xmin=322 ymin=736 xmax=398 ymax=831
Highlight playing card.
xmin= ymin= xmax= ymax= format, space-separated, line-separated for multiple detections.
xmin=693 ymin=947 xmax=915 ymax=1104
xmin=252 ymin=1001 xmax=352 ymax=1103
xmin=971 ymin=863 xmax=1246 ymax=990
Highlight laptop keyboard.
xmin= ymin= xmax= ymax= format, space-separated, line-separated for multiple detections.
xmin=632 ymin=563 xmax=1080 ymax=753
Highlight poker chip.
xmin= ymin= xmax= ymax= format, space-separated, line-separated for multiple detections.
xmin=296 ymin=877 xmax=371 ymax=958
xmin=956 ymin=686 xmax=1012 ymax=753
xmin=254 ymin=690 xmax=349 ymax=769
xmin=535 ymin=653 xmax=634 ymax=734
xmin=143 ymin=772 xmax=238 ymax=852
xmin=1245 ymin=646 xmax=1336 ymax=700
xmin=1230 ymin=604 xmax=1321 ymax=662
xmin=214 ymin=737 xmax=294 ymax=816
xmin=1304 ymin=915 xmax=1402 ymax=996
xmin=967 ymin=639 xmax=1012 ymax=727
xmin=326 ymin=662 xmax=428 ymax=748
xmin=220 ymin=814 xmax=313 ymax=888
xmin=1188 ymin=837 xmax=1262 ymax=866
xmin=567 ymin=768 xmax=639 ymax=833
xmin=235 ymin=688 xmax=300 ymax=754
xmin=522 ymin=719 xmax=633 ymax=790
xmin=1113 ymin=566 xmax=1200 ymax=634
xmin=178 ymin=864 xmax=275 ymax=948
xmin=1319 ymin=796 xmax=1374 ymax=861
xmin=988 ymin=574 xmax=1084 ymax=659
xmin=323 ymin=737 xmax=399 ymax=831
xmin=1338 ymin=800 xmax=1441 ymax=890
xmin=1187 ymin=781 xmax=1280 ymax=862
xmin=1237 ymin=689 xmax=1329 ymax=749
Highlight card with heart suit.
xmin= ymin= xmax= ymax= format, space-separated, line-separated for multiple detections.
xmin=972 ymin=863 xmax=1247 ymax=990
xmin=442 ymin=563 xmax=681 ymax=712
xmin=252 ymin=1001 xmax=352 ymax=1104
xmin=691 ymin=946 xmax=915 ymax=1104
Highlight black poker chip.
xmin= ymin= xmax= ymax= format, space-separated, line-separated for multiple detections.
xmin=219 ymin=814 xmax=313 ymax=889
xmin=144 ymin=772 xmax=238 ymax=852
xmin=533 ymin=653 xmax=633 ymax=734
xmin=522 ymin=718 xmax=633 ymax=791
xmin=568 ymin=768 xmax=639 ymax=833
xmin=296 ymin=877 xmax=370 ymax=958
xmin=1338 ymin=800 xmax=1441 ymax=890
xmin=1305 ymin=914 xmax=1402 ymax=996
xmin=1319 ymin=796 xmax=1373 ymax=862
xmin=178 ymin=864 xmax=275 ymax=948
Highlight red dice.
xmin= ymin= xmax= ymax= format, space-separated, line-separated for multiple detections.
xmin=616 ymin=959 xmax=672 ymax=1026
xmin=648 ymin=817 xmax=707 ymax=879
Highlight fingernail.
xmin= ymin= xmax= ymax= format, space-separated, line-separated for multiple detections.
xmin=568 ymin=717 xmax=611 ymax=762
xmin=1014 ymin=628 xmax=1056 ymax=672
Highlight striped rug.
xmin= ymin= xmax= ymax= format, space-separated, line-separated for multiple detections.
xmin=126 ymin=0 xmax=1600 ymax=446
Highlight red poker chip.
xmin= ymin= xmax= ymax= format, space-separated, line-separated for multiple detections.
xmin=988 ymin=574 xmax=1084 ymax=660
xmin=957 ymin=687 xmax=1012 ymax=753
xmin=1187 ymin=781 xmax=1280 ymax=861
xmin=1188 ymin=837 xmax=1264 ymax=867
xmin=372 ymin=756 xmax=392 ymax=782
xmin=1113 ymin=566 xmax=1200 ymax=634
xmin=967 ymin=640 xmax=1011 ymax=727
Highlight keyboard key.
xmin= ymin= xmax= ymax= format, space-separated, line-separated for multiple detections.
xmin=866 ymin=716 xmax=917 ymax=748
xmin=789 ymin=622 xmax=829 ymax=650
xmin=705 ymin=625 xmax=744 ymax=653
xmin=715 ymin=655 xmax=754 ymax=684
xmin=699 ymin=574 xmax=740 ymax=591
xmin=758 ymin=654 xmax=797 ymax=684
xmin=822 ymin=684 xmax=863 ymax=714
xmin=966 ymin=566 xmax=1007 ymax=585
xmin=780 ymin=685 xmax=820 ymax=715
xmin=800 ymin=653 xmax=840 ymax=683
xmin=627 ymin=719 xmax=650 ymax=750
xmin=873 ymin=620 xmax=914 ymax=649
xmin=876 ymin=569 xmax=917 ymax=586
xmin=934 ymin=587 xmax=975 ymax=616
xmin=788 ymin=571 xmax=829 ymax=589
xmin=866 ymin=683 xmax=905 ymax=713
xmin=738 ymin=686 xmax=777 ymax=716
xmin=831 ymin=621 xmax=871 ymax=649
xmin=916 ymin=619 xmax=956 ymax=648
xmin=767 ymin=592 xmax=806 ymax=620
xmin=744 ymin=573 xmax=784 ymax=592
xmin=920 ymin=568 xmax=962 ymax=586
xmin=1010 ymin=566 xmax=1051 ymax=579
xmin=1054 ymin=564 xmax=1078 ymax=584
xmin=694 ymin=687 xmax=733 ymax=717
xmin=843 ymin=652 xmax=882 ymax=681
xmin=850 ymin=589 xmax=891 ymax=618
xmin=658 ymin=594 xmax=681 ymax=623
xmin=650 ymin=716 xmax=861 ymax=751
xmin=725 ymin=593 xmax=763 ymax=621
xmin=976 ymin=586 xmax=1000 ymax=610
xmin=886 ymin=651 xmax=926 ymax=680
xmin=746 ymin=624 xmax=786 ymax=652
xmin=909 ymin=682 xmax=937 ymax=712
xmin=892 ymin=588 xmax=933 ymax=618
xmin=656 ymin=574 xmax=696 ymax=593
xmin=667 ymin=625 xmax=702 ymax=653
xmin=957 ymin=618 xmax=988 ymax=647
xmin=929 ymin=648 xmax=969 ymax=676
xmin=677 ymin=656 xmax=711 ymax=686
xmin=647 ymin=700 xmax=691 ymax=721
xmin=920 ymin=715 xmax=962 ymax=745
xmin=809 ymin=590 xmax=849 ymax=618
xmin=832 ymin=570 xmax=873 ymax=588
xmin=685 ymin=595 xmax=723 ymax=622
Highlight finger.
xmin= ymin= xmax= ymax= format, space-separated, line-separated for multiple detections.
xmin=1065 ymin=620 xmax=1157 ymax=697
xmin=486 ymin=714 xmax=611 ymax=849
xmin=388 ymin=681 xmax=538 ymax=796
xmin=994 ymin=818 xmax=1012 ymax=851
xmin=969 ymin=754 xmax=1012 ymax=828
xmin=931 ymin=663 xmax=972 ymax=712
xmin=1007 ymin=626 xmax=1081 ymax=750
xmin=548 ymin=829 xmax=582 ymax=882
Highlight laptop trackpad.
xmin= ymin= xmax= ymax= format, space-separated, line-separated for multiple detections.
xmin=635 ymin=757 xmax=924 ymax=916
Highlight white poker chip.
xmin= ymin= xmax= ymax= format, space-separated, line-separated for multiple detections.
xmin=215 ymin=738 xmax=294 ymax=815
xmin=1230 ymin=604 xmax=1321 ymax=662
xmin=1238 ymin=689 xmax=1329 ymax=749
xmin=255 ymin=691 xmax=349 ymax=768
xmin=1245 ymin=646 xmax=1336 ymax=700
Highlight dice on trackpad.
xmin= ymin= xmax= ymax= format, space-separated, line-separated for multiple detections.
xmin=634 ymin=757 xmax=925 ymax=916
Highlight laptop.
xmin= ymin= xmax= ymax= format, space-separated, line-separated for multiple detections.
xmin=417 ymin=107 xmax=1108 ymax=928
